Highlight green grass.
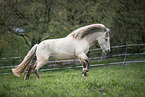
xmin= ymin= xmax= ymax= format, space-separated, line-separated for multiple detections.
xmin=0 ymin=63 xmax=145 ymax=97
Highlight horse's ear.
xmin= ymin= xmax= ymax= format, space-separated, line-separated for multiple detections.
xmin=106 ymin=28 xmax=110 ymax=32
xmin=104 ymin=28 xmax=110 ymax=34
xmin=104 ymin=28 xmax=110 ymax=38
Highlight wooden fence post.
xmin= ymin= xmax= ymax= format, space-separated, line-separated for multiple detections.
xmin=123 ymin=44 xmax=128 ymax=69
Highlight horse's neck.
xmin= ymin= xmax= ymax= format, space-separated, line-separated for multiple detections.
xmin=85 ymin=32 xmax=104 ymax=47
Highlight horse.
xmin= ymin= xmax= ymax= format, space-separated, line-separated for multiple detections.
xmin=11 ymin=24 xmax=110 ymax=80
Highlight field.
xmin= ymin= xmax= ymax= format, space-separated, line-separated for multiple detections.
xmin=0 ymin=62 xmax=144 ymax=97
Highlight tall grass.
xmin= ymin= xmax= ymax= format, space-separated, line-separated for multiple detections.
xmin=0 ymin=63 xmax=144 ymax=97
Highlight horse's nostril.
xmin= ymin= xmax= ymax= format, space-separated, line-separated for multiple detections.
xmin=106 ymin=49 xmax=110 ymax=52
xmin=108 ymin=49 xmax=111 ymax=52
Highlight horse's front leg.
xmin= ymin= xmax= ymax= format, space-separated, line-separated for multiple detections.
xmin=81 ymin=59 xmax=90 ymax=77
xmin=77 ymin=52 xmax=90 ymax=77
xmin=86 ymin=59 xmax=90 ymax=72
xmin=81 ymin=61 xmax=87 ymax=76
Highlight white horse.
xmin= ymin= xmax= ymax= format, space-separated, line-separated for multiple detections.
xmin=12 ymin=24 xmax=110 ymax=80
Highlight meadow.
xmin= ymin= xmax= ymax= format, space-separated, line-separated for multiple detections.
xmin=0 ymin=62 xmax=144 ymax=97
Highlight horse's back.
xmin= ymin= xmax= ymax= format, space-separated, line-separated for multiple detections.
xmin=36 ymin=38 xmax=77 ymax=60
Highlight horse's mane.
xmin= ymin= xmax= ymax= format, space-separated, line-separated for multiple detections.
xmin=68 ymin=24 xmax=108 ymax=39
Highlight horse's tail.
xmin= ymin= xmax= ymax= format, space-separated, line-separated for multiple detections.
xmin=11 ymin=44 xmax=38 ymax=77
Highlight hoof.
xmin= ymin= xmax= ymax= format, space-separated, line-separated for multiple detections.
xmin=82 ymin=72 xmax=88 ymax=77
xmin=24 ymin=76 xmax=30 ymax=80
xmin=36 ymin=77 xmax=40 ymax=80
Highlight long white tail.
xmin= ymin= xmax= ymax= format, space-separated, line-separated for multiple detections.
xmin=11 ymin=44 xmax=38 ymax=77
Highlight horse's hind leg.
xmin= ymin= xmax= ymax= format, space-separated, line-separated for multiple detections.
xmin=34 ymin=57 xmax=49 ymax=79
xmin=24 ymin=64 xmax=32 ymax=80
xmin=34 ymin=68 xmax=40 ymax=79
xmin=24 ymin=61 xmax=37 ymax=80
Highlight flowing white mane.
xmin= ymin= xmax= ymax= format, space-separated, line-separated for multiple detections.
xmin=68 ymin=24 xmax=108 ymax=39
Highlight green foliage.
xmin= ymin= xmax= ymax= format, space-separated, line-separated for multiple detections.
xmin=0 ymin=33 xmax=15 ymax=57
xmin=111 ymin=0 xmax=145 ymax=44
xmin=0 ymin=63 xmax=144 ymax=97
xmin=0 ymin=0 xmax=145 ymax=57
xmin=0 ymin=33 xmax=29 ymax=57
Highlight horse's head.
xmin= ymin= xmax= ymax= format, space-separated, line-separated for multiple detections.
xmin=98 ymin=28 xmax=110 ymax=52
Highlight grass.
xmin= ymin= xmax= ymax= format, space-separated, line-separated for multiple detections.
xmin=0 ymin=63 xmax=145 ymax=97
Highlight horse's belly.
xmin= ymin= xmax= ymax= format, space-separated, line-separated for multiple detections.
xmin=52 ymin=52 xmax=76 ymax=60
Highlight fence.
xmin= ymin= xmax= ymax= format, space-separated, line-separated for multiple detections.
xmin=0 ymin=44 xmax=145 ymax=74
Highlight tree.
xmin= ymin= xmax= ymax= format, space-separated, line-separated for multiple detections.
xmin=111 ymin=0 xmax=145 ymax=45
xmin=0 ymin=0 xmax=145 ymax=57
xmin=0 ymin=0 xmax=54 ymax=47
